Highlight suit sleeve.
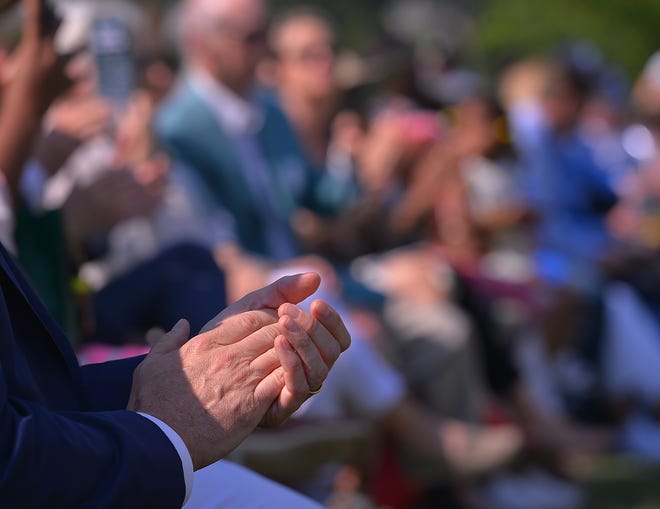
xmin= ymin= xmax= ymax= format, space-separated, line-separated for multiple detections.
xmin=80 ymin=356 xmax=145 ymax=411
xmin=0 ymin=365 xmax=186 ymax=509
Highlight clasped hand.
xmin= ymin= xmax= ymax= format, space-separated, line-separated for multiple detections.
xmin=127 ymin=272 xmax=350 ymax=470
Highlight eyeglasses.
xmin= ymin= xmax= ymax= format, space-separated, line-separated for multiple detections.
xmin=213 ymin=21 xmax=268 ymax=47
xmin=241 ymin=27 xmax=268 ymax=46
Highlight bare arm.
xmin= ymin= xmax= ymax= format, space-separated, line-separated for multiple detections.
xmin=0 ymin=0 xmax=70 ymax=200
xmin=383 ymin=397 xmax=523 ymax=478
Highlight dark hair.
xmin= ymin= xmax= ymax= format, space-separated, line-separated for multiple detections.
xmin=546 ymin=62 xmax=594 ymax=102
xmin=268 ymin=6 xmax=337 ymax=55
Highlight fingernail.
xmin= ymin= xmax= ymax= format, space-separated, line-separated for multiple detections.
xmin=172 ymin=319 xmax=185 ymax=332
xmin=287 ymin=306 xmax=302 ymax=319
xmin=317 ymin=302 xmax=331 ymax=319
xmin=281 ymin=338 xmax=295 ymax=352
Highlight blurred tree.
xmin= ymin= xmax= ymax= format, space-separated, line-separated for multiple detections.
xmin=134 ymin=0 xmax=657 ymax=81
xmin=473 ymin=0 xmax=660 ymax=77
xmin=271 ymin=0 xmax=384 ymax=49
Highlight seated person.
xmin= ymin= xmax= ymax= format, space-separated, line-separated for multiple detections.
xmin=0 ymin=2 xmax=351 ymax=508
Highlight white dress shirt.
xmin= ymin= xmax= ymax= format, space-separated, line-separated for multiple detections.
xmin=138 ymin=412 xmax=194 ymax=505
xmin=137 ymin=412 xmax=324 ymax=508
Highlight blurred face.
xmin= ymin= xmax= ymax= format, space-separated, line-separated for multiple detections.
xmin=274 ymin=16 xmax=337 ymax=101
xmin=196 ymin=0 xmax=268 ymax=95
xmin=453 ymin=98 xmax=499 ymax=155
xmin=542 ymin=80 xmax=583 ymax=132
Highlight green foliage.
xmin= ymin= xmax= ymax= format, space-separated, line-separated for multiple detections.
xmin=137 ymin=0 xmax=658 ymax=80
xmin=473 ymin=0 xmax=660 ymax=77
xmin=271 ymin=0 xmax=382 ymax=49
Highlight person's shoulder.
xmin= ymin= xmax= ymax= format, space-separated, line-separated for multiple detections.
xmin=256 ymin=89 xmax=293 ymax=128
xmin=156 ymin=81 xmax=212 ymax=138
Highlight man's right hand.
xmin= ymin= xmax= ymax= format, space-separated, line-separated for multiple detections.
xmin=127 ymin=273 xmax=350 ymax=470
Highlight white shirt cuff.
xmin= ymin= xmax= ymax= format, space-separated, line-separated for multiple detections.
xmin=138 ymin=412 xmax=194 ymax=505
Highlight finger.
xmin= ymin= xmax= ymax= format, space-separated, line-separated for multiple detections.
xmin=24 ymin=0 xmax=59 ymax=40
xmin=150 ymin=319 xmax=190 ymax=354
xmin=280 ymin=302 xmax=342 ymax=367
xmin=311 ymin=299 xmax=352 ymax=353
xmin=255 ymin=336 xmax=311 ymax=426
xmin=145 ymin=327 xmax=166 ymax=346
xmin=278 ymin=313 xmax=328 ymax=392
xmin=237 ymin=322 xmax=282 ymax=358
xmin=22 ymin=0 xmax=40 ymax=41
xmin=224 ymin=272 xmax=321 ymax=316
xmin=254 ymin=366 xmax=286 ymax=426
xmin=275 ymin=335 xmax=310 ymax=398
xmin=202 ymin=309 xmax=278 ymax=346
xmin=249 ymin=347 xmax=280 ymax=377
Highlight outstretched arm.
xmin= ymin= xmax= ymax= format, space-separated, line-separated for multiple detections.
xmin=0 ymin=0 xmax=70 ymax=201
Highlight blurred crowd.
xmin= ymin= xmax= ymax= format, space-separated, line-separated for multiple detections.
xmin=2 ymin=0 xmax=660 ymax=508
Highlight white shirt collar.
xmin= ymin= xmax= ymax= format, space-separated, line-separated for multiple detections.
xmin=187 ymin=68 xmax=264 ymax=136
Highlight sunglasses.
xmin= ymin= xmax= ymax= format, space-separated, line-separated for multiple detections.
xmin=214 ymin=21 xmax=268 ymax=47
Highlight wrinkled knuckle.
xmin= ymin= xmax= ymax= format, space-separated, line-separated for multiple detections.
xmin=288 ymin=333 xmax=310 ymax=353
xmin=184 ymin=337 xmax=203 ymax=356
xmin=282 ymin=350 xmax=300 ymax=372
xmin=239 ymin=312 xmax=261 ymax=332
xmin=263 ymin=308 xmax=279 ymax=322
xmin=263 ymin=323 xmax=281 ymax=342
xmin=272 ymin=367 xmax=286 ymax=387
xmin=220 ymin=348 xmax=241 ymax=369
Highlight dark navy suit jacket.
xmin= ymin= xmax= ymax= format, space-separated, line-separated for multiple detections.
xmin=0 ymin=243 xmax=185 ymax=508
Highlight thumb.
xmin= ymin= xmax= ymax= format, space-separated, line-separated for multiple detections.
xmin=229 ymin=272 xmax=321 ymax=314
xmin=150 ymin=319 xmax=190 ymax=354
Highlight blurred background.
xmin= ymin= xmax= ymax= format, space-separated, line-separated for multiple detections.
xmin=1 ymin=0 xmax=660 ymax=508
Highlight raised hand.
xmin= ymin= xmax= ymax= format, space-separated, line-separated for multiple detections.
xmin=201 ymin=272 xmax=350 ymax=423
xmin=261 ymin=298 xmax=350 ymax=426
xmin=13 ymin=0 xmax=70 ymax=112
xmin=127 ymin=274 xmax=350 ymax=470
xmin=0 ymin=0 xmax=72 ymax=199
